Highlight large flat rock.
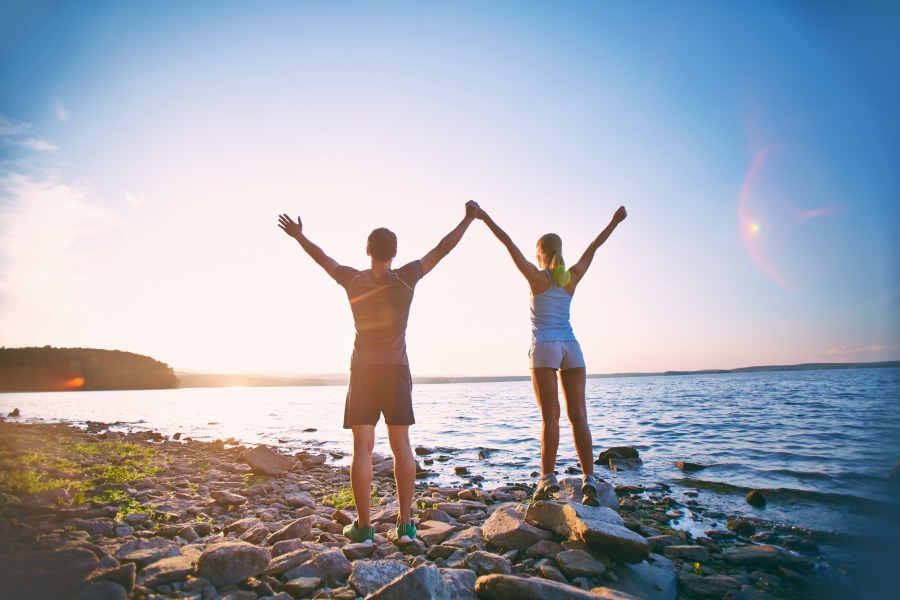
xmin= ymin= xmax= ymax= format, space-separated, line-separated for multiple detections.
xmin=525 ymin=501 xmax=649 ymax=564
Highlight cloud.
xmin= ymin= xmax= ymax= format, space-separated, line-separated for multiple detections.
xmin=826 ymin=344 xmax=899 ymax=356
xmin=125 ymin=192 xmax=146 ymax=208
xmin=0 ymin=174 xmax=123 ymax=310
xmin=20 ymin=138 xmax=59 ymax=152
xmin=0 ymin=115 xmax=31 ymax=137
xmin=55 ymin=101 xmax=70 ymax=123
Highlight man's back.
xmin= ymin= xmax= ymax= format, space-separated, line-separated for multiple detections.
xmin=333 ymin=261 xmax=424 ymax=365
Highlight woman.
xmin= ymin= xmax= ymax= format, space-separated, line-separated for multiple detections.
xmin=475 ymin=205 xmax=627 ymax=504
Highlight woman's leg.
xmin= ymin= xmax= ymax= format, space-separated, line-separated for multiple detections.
xmin=531 ymin=367 xmax=561 ymax=475
xmin=560 ymin=367 xmax=594 ymax=476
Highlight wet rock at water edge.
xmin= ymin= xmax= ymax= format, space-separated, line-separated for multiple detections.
xmin=746 ymin=489 xmax=767 ymax=507
xmin=674 ymin=461 xmax=707 ymax=472
xmin=8 ymin=407 xmax=20 ymax=417
xmin=595 ymin=446 xmax=640 ymax=465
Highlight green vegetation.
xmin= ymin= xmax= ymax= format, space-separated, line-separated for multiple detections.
xmin=0 ymin=346 xmax=179 ymax=392
xmin=92 ymin=488 xmax=160 ymax=523
xmin=68 ymin=440 xmax=161 ymax=484
xmin=244 ymin=474 xmax=270 ymax=486
xmin=323 ymin=485 xmax=380 ymax=510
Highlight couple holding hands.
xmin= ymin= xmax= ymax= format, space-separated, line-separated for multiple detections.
xmin=278 ymin=200 xmax=627 ymax=544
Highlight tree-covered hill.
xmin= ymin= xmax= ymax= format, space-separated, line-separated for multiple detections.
xmin=0 ymin=347 xmax=179 ymax=392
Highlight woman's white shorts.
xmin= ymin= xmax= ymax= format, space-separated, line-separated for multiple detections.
xmin=529 ymin=340 xmax=586 ymax=370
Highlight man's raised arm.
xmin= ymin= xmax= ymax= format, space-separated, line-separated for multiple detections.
xmin=419 ymin=201 xmax=479 ymax=276
xmin=278 ymin=214 xmax=340 ymax=278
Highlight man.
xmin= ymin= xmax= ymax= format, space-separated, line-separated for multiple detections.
xmin=277 ymin=200 xmax=478 ymax=544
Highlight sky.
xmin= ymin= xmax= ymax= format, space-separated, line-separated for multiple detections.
xmin=1 ymin=0 xmax=898 ymax=377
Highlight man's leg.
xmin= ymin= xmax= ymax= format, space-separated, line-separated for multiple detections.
xmin=350 ymin=425 xmax=376 ymax=527
xmin=386 ymin=424 xmax=415 ymax=525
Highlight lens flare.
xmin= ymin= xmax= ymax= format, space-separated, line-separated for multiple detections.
xmin=738 ymin=141 xmax=843 ymax=291
xmin=60 ymin=376 xmax=85 ymax=390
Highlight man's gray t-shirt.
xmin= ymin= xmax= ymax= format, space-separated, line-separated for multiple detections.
xmin=332 ymin=261 xmax=425 ymax=365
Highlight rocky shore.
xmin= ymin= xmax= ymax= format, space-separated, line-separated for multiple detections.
xmin=0 ymin=420 xmax=866 ymax=599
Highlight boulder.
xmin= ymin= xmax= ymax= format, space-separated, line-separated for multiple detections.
xmin=264 ymin=547 xmax=312 ymax=575
xmin=475 ymin=574 xmax=641 ymax=599
xmin=555 ymin=549 xmax=607 ymax=578
xmin=440 ymin=568 xmax=477 ymax=600
xmin=556 ymin=477 xmax=619 ymax=510
xmin=243 ymin=445 xmax=294 ymax=475
xmin=525 ymin=501 xmax=649 ymax=563
xmin=348 ymin=559 xmax=412 ymax=597
xmin=268 ymin=518 xmax=312 ymax=544
xmin=482 ymin=503 xmax=554 ymax=551
xmin=603 ymin=560 xmax=677 ymax=600
xmin=0 ymin=547 xmax=100 ymax=598
xmin=418 ymin=520 xmax=458 ymax=545
xmin=71 ymin=581 xmax=128 ymax=600
xmin=196 ymin=541 xmax=271 ymax=587
xmin=663 ymin=545 xmax=709 ymax=563
xmin=721 ymin=545 xmax=812 ymax=570
xmin=678 ymin=573 xmax=741 ymax=598
xmin=310 ymin=548 xmax=353 ymax=586
xmin=136 ymin=555 xmax=195 ymax=587
xmin=465 ymin=551 xmax=512 ymax=576
xmin=444 ymin=526 xmax=486 ymax=551
xmin=595 ymin=447 xmax=640 ymax=465
xmin=113 ymin=538 xmax=181 ymax=568
xmin=368 ymin=564 xmax=452 ymax=599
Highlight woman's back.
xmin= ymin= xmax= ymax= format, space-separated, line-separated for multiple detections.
xmin=531 ymin=271 xmax=576 ymax=344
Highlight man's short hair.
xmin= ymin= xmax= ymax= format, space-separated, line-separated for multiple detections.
xmin=367 ymin=228 xmax=397 ymax=261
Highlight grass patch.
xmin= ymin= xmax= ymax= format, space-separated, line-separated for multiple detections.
xmin=0 ymin=469 xmax=77 ymax=499
xmin=92 ymin=489 xmax=160 ymax=523
xmin=323 ymin=485 xmax=381 ymax=510
xmin=67 ymin=441 xmax=161 ymax=484
xmin=244 ymin=474 xmax=270 ymax=486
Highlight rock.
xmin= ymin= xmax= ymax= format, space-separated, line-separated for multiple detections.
xmin=726 ymin=517 xmax=756 ymax=537
xmin=482 ymin=503 xmax=554 ymax=551
xmin=724 ymin=584 xmax=781 ymax=599
xmin=264 ymin=547 xmax=312 ymax=575
xmin=555 ymin=549 xmax=607 ymax=578
xmin=746 ymin=490 xmax=766 ymax=508
xmin=196 ymin=541 xmax=271 ymax=587
xmin=225 ymin=517 xmax=263 ymax=535
xmin=722 ymin=545 xmax=812 ymax=570
xmin=415 ymin=447 xmax=434 ymax=455
xmin=674 ymin=461 xmax=707 ymax=472
xmin=475 ymin=573 xmax=640 ymax=599
xmin=283 ymin=561 xmax=325 ymax=582
xmin=646 ymin=535 xmax=681 ymax=553
xmin=310 ymin=548 xmax=353 ymax=586
xmin=595 ymin=447 xmax=640 ymax=465
xmin=525 ymin=501 xmax=649 ymax=563
xmin=368 ymin=564 xmax=452 ymax=600
xmin=268 ymin=517 xmax=312 ymax=544
xmin=348 ymin=559 xmax=412 ymax=596
xmin=239 ymin=523 xmax=270 ymax=544
xmin=72 ymin=581 xmax=128 ymax=600
xmin=211 ymin=489 xmax=249 ymax=506
xmin=556 ymin=477 xmax=619 ymax=510
xmin=281 ymin=576 xmax=322 ymax=597
xmin=272 ymin=538 xmax=307 ymax=557
xmin=284 ymin=492 xmax=316 ymax=509
xmin=418 ymin=520 xmax=457 ymax=545
xmin=609 ymin=458 xmax=643 ymax=470
xmin=1 ymin=547 xmax=100 ymax=598
xmin=525 ymin=539 xmax=565 ymax=559
xmin=663 ymin=545 xmax=709 ymax=562
xmin=678 ymin=573 xmax=741 ymax=598
xmin=455 ymin=466 xmax=470 ymax=476
xmin=114 ymin=538 xmax=181 ymax=568
xmin=441 ymin=568 xmax=477 ymax=600
xmin=243 ymin=445 xmax=294 ymax=475
xmin=8 ymin=408 xmax=20 ymax=417
xmin=444 ymin=526 xmax=486 ymax=551
xmin=342 ymin=541 xmax=376 ymax=560
xmin=136 ymin=555 xmax=195 ymax=587
xmin=538 ymin=560 xmax=569 ymax=583
xmin=88 ymin=563 xmax=136 ymax=592
xmin=465 ymin=550 xmax=512 ymax=576
xmin=421 ymin=508 xmax=456 ymax=524
xmin=604 ymin=560 xmax=678 ymax=600
xmin=780 ymin=535 xmax=819 ymax=554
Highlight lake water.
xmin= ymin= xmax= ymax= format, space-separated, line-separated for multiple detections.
xmin=2 ymin=367 xmax=899 ymax=549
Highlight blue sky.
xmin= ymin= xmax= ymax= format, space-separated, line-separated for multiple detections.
xmin=1 ymin=0 xmax=898 ymax=376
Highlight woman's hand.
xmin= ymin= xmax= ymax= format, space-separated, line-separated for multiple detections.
xmin=278 ymin=214 xmax=303 ymax=239
xmin=465 ymin=200 xmax=481 ymax=220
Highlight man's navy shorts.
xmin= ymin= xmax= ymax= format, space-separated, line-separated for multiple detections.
xmin=343 ymin=364 xmax=414 ymax=428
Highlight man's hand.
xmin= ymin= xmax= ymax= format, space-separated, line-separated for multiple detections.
xmin=466 ymin=200 xmax=481 ymax=220
xmin=278 ymin=214 xmax=303 ymax=239
xmin=613 ymin=206 xmax=627 ymax=223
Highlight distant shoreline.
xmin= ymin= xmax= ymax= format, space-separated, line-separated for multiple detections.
xmin=176 ymin=360 xmax=900 ymax=388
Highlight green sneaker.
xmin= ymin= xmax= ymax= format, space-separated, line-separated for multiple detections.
xmin=343 ymin=519 xmax=374 ymax=544
xmin=395 ymin=520 xmax=417 ymax=543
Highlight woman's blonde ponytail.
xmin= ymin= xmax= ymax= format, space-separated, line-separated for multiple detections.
xmin=538 ymin=234 xmax=571 ymax=287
